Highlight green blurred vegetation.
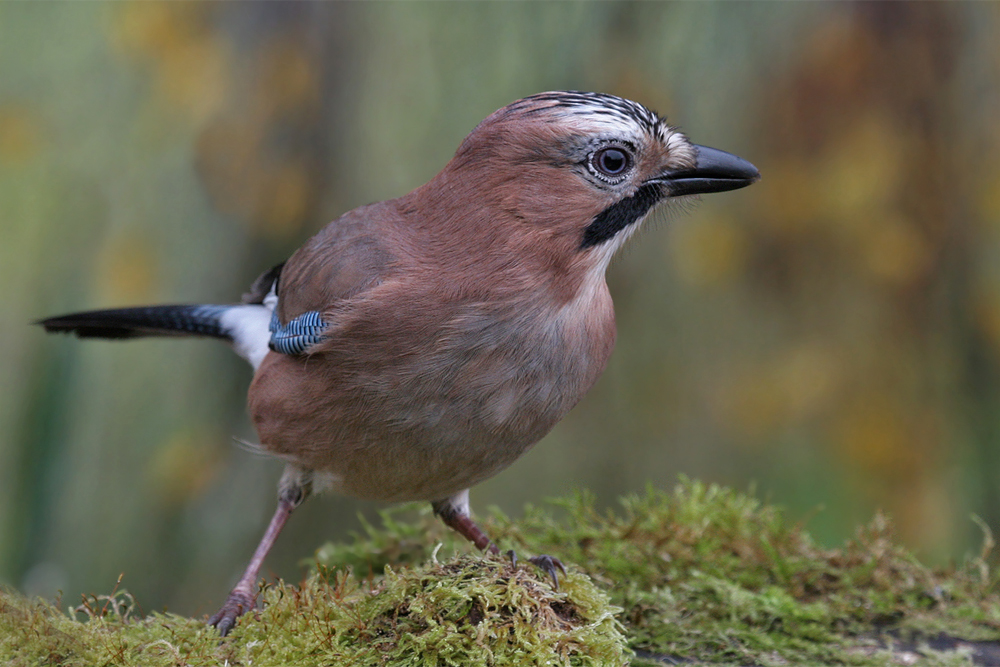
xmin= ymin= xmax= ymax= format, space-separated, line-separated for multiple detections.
xmin=1 ymin=1 xmax=1000 ymax=621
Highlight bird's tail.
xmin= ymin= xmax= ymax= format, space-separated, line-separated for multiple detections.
xmin=39 ymin=304 xmax=272 ymax=369
xmin=39 ymin=305 xmax=231 ymax=339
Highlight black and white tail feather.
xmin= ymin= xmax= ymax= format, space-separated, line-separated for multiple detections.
xmin=39 ymin=264 xmax=284 ymax=371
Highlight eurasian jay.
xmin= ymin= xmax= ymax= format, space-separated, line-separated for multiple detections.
xmin=41 ymin=91 xmax=759 ymax=635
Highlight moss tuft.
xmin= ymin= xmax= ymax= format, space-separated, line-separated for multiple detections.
xmin=1 ymin=554 xmax=626 ymax=666
xmin=237 ymin=554 xmax=628 ymax=666
xmin=3 ymin=479 xmax=999 ymax=665
xmin=317 ymin=478 xmax=1000 ymax=665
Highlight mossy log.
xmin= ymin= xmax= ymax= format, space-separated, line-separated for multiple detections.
xmin=3 ymin=480 xmax=999 ymax=666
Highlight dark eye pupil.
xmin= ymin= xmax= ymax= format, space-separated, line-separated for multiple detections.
xmin=597 ymin=148 xmax=627 ymax=175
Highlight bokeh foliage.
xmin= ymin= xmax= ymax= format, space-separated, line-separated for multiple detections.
xmin=1 ymin=1 xmax=999 ymax=619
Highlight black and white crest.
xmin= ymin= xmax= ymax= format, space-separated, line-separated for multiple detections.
xmin=511 ymin=91 xmax=671 ymax=144
xmin=521 ymin=91 xmax=662 ymax=131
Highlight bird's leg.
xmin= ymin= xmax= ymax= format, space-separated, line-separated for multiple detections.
xmin=431 ymin=489 xmax=566 ymax=589
xmin=209 ymin=466 xmax=312 ymax=636
xmin=208 ymin=498 xmax=292 ymax=635
xmin=432 ymin=489 xmax=498 ymax=553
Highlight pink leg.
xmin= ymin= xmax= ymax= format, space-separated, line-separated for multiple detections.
xmin=209 ymin=496 xmax=295 ymax=636
xmin=434 ymin=502 xmax=500 ymax=554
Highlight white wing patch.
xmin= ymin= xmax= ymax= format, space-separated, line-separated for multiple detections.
xmin=221 ymin=285 xmax=278 ymax=370
xmin=220 ymin=305 xmax=273 ymax=370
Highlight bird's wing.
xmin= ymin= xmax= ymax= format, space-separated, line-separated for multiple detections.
xmin=262 ymin=202 xmax=400 ymax=355
xmin=242 ymin=262 xmax=285 ymax=305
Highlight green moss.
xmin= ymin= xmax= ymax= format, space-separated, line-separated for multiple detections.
xmin=0 ymin=555 xmax=626 ymax=666
xmin=3 ymin=479 xmax=999 ymax=665
xmin=318 ymin=478 xmax=1000 ymax=665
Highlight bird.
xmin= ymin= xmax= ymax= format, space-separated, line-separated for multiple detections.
xmin=40 ymin=91 xmax=759 ymax=635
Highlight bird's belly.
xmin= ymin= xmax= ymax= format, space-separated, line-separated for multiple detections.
xmin=251 ymin=355 xmax=574 ymax=502
xmin=330 ymin=420 xmax=547 ymax=503
xmin=249 ymin=291 xmax=615 ymax=502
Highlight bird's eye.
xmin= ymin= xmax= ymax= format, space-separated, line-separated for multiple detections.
xmin=590 ymin=146 xmax=631 ymax=182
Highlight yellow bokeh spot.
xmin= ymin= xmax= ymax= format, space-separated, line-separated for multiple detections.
xmin=896 ymin=475 xmax=955 ymax=560
xmin=821 ymin=113 xmax=905 ymax=227
xmin=196 ymin=118 xmax=268 ymax=218
xmin=260 ymin=161 xmax=312 ymax=237
xmin=671 ymin=215 xmax=748 ymax=288
xmin=113 ymin=3 xmax=230 ymax=123
xmin=862 ymin=214 xmax=931 ymax=286
xmin=777 ymin=343 xmax=841 ymax=420
xmin=155 ymin=38 xmax=230 ymax=123
xmin=94 ymin=231 xmax=159 ymax=304
xmin=719 ymin=373 xmax=786 ymax=443
xmin=196 ymin=121 xmax=313 ymax=237
xmin=114 ymin=3 xmax=209 ymax=60
xmin=258 ymin=37 xmax=320 ymax=118
xmin=834 ymin=395 xmax=919 ymax=475
xmin=0 ymin=105 xmax=43 ymax=163
xmin=757 ymin=158 xmax=822 ymax=234
xmin=717 ymin=343 xmax=841 ymax=444
xmin=148 ymin=430 xmax=224 ymax=506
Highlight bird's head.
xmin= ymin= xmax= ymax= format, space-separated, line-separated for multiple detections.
xmin=411 ymin=91 xmax=759 ymax=295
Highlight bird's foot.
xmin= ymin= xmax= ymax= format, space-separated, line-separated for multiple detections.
xmin=499 ymin=549 xmax=566 ymax=589
xmin=208 ymin=588 xmax=256 ymax=637
xmin=528 ymin=554 xmax=567 ymax=590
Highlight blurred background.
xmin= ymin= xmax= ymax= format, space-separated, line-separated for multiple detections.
xmin=2 ymin=2 xmax=999 ymax=618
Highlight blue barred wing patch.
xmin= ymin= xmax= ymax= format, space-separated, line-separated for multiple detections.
xmin=269 ymin=309 xmax=327 ymax=355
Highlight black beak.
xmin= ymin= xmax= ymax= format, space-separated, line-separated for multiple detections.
xmin=659 ymin=145 xmax=760 ymax=197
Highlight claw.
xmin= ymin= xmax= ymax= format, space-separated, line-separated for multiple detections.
xmin=505 ymin=549 xmax=518 ymax=568
xmin=208 ymin=589 xmax=256 ymax=637
xmin=528 ymin=554 xmax=567 ymax=590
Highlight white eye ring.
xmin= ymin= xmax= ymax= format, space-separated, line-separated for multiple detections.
xmin=588 ymin=145 xmax=632 ymax=184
